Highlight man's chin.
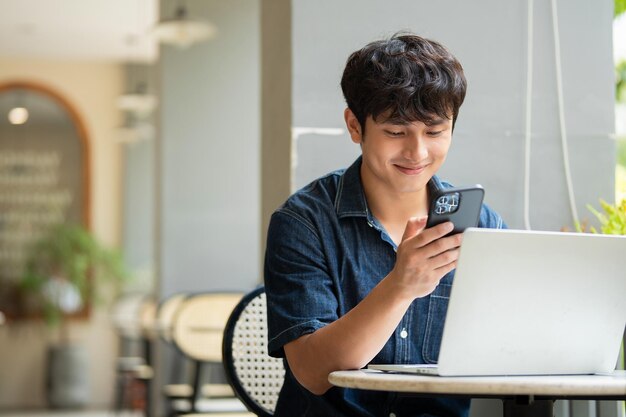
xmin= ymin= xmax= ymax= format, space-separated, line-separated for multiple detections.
xmin=393 ymin=181 xmax=431 ymax=195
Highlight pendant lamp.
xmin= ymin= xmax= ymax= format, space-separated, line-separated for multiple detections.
xmin=152 ymin=2 xmax=216 ymax=48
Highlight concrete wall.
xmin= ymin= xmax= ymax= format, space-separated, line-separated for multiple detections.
xmin=123 ymin=138 xmax=156 ymax=292
xmin=121 ymin=63 xmax=158 ymax=294
xmin=291 ymin=0 xmax=615 ymax=232
xmin=0 ymin=58 xmax=124 ymax=408
xmin=158 ymin=0 xmax=261 ymax=297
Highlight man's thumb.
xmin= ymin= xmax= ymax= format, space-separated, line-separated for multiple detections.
xmin=401 ymin=216 xmax=427 ymax=242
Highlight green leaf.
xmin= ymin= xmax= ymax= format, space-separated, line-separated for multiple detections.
xmin=574 ymin=221 xmax=583 ymax=233
xmin=617 ymin=0 xmax=626 ymax=18
xmin=585 ymin=199 xmax=626 ymax=235
xmin=587 ymin=203 xmax=608 ymax=225
xmin=617 ymin=60 xmax=626 ymax=103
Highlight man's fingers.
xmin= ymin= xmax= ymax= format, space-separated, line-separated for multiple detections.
xmin=401 ymin=217 xmax=427 ymax=243
xmin=405 ymin=221 xmax=454 ymax=248
xmin=404 ymin=223 xmax=457 ymax=253
xmin=420 ymin=233 xmax=463 ymax=259
xmin=433 ymin=259 xmax=458 ymax=278
xmin=429 ymin=248 xmax=460 ymax=270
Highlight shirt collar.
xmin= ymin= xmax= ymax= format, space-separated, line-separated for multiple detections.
xmin=335 ymin=157 xmax=368 ymax=218
xmin=334 ymin=156 xmax=445 ymax=219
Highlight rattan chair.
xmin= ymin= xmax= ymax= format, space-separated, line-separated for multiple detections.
xmin=170 ymin=292 xmax=248 ymax=415
xmin=222 ymin=287 xmax=285 ymax=417
xmin=157 ymin=293 xmax=188 ymax=344
xmin=157 ymin=293 xmax=196 ymax=405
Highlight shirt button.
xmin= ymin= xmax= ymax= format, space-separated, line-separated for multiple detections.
xmin=400 ymin=329 xmax=408 ymax=339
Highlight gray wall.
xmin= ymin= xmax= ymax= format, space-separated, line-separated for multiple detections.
xmin=158 ymin=0 xmax=261 ymax=296
xmin=123 ymin=139 xmax=156 ymax=292
xmin=290 ymin=1 xmax=616 ymax=416
xmin=292 ymin=0 xmax=615 ymax=232
xmin=121 ymin=63 xmax=158 ymax=293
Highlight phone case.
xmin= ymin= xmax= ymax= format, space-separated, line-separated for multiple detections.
xmin=425 ymin=185 xmax=484 ymax=234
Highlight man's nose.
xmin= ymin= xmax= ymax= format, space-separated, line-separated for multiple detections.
xmin=403 ymin=136 xmax=428 ymax=160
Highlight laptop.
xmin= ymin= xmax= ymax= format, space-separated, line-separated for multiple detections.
xmin=369 ymin=228 xmax=626 ymax=377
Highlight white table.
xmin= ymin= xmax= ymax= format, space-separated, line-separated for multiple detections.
xmin=328 ymin=369 xmax=626 ymax=417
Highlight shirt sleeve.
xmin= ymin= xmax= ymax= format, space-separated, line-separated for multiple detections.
xmin=479 ymin=202 xmax=508 ymax=229
xmin=264 ymin=209 xmax=339 ymax=358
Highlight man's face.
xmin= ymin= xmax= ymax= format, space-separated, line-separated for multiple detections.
xmin=345 ymin=109 xmax=453 ymax=195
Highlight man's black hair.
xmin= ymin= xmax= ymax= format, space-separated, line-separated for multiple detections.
xmin=341 ymin=32 xmax=467 ymax=133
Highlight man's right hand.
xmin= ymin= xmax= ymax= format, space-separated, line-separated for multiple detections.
xmin=389 ymin=217 xmax=463 ymax=299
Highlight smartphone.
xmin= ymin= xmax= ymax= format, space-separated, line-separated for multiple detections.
xmin=426 ymin=185 xmax=484 ymax=235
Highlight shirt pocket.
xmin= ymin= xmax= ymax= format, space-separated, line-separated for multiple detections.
xmin=422 ymin=283 xmax=452 ymax=364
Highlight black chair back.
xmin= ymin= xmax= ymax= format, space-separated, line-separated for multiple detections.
xmin=222 ymin=286 xmax=285 ymax=417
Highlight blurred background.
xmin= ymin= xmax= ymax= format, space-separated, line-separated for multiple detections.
xmin=0 ymin=0 xmax=624 ymax=416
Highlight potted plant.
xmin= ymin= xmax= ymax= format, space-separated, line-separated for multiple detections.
xmin=577 ymin=199 xmax=626 ymax=235
xmin=19 ymin=223 xmax=130 ymax=408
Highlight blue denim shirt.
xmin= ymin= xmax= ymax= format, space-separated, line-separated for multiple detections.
xmin=265 ymin=157 xmax=506 ymax=417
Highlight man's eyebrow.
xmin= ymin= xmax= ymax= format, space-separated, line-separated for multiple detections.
xmin=425 ymin=118 xmax=449 ymax=126
xmin=379 ymin=117 xmax=450 ymax=126
xmin=380 ymin=120 xmax=409 ymax=126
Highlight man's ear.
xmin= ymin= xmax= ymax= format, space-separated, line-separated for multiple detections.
xmin=344 ymin=108 xmax=363 ymax=144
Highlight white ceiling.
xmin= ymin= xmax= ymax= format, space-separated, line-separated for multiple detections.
xmin=0 ymin=0 xmax=159 ymax=62
xmin=2 ymin=2 xmax=620 ymax=65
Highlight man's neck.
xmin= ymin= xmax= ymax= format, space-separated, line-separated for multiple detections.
xmin=360 ymin=168 xmax=431 ymax=245
xmin=366 ymin=186 xmax=430 ymax=223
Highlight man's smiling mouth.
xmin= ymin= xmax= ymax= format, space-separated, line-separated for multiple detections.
xmin=394 ymin=163 xmax=428 ymax=175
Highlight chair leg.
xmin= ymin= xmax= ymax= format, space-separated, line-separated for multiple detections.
xmin=144 ymin=378 xmax=152 ymax=417
xmin=190 ymin=361 xmax=201 ymax=413
xmin=113 ymin=372 xmax=125 ymax=414
xmin=114 ymin=371 xmax=135 ymax=415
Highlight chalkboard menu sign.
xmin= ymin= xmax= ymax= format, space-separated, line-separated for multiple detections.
xmin=0 ymin=83 xmax=89 ymax=318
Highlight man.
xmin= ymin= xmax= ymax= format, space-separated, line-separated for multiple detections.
xmin=264 ymin=33 xmax=505 ymax=417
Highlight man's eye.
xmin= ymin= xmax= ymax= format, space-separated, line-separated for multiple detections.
xmin=386 ymin=130 xmax=404 ymax=137
xmin=427 ymin=131 xmax=443 ymax=137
